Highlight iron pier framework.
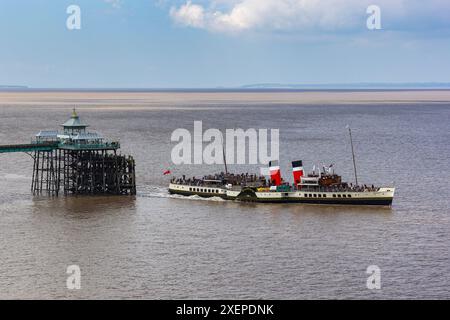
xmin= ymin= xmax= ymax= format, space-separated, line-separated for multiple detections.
xmin=30 ymin=147 xmax=136 ymax=196
xmin=0 ymin=110 xmax=136 ymax=197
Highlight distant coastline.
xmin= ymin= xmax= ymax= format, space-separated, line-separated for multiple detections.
xmin=1 ymin=83 xmax=450 ymax=93
xmin=240 ymin=82 xmax=450 ymax=90
xmin=0 ymin=85 xmax=29 ymax=90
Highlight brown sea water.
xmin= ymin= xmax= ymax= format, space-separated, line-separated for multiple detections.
xmin=0 ymin=91 xmax=449 ymax=299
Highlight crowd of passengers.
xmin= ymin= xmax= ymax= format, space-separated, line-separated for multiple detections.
xmin=298 ymin=183 xmax=379 ymax=192
xmin=171 ymin=174 xmax=379 ymax=192
xmin=171 ymin=172 xmax=267 ymax=187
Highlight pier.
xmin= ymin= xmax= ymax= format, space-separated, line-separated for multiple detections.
xmin=0 ymin=110 xmax=136 ymax=196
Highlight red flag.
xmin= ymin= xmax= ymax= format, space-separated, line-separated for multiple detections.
xmin=163 ymin=170 xmax=171 ymax=175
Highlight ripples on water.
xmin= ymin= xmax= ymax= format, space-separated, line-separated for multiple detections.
xmin=0 ymin=102 xmax=449 ymax=299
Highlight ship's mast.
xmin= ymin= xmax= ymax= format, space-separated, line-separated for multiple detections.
xmin=221 ymin=130 xmax=228 ymax=175
xmin=347 ymin=126 xmax=359 ymax=186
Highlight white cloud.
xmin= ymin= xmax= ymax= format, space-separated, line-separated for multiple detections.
xmin=169 ymin=0 xmax=373 ymax=33
xmin=169 ymin=0 xmax=450 ymax=34
xmin=170 ymin=1 xmax=205 ymax=28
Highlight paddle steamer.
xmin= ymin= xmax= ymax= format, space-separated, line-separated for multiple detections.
xmin=168 ymin=128 xmax=395 ymax=206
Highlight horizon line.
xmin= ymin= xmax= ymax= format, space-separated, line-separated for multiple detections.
xmin=2 ymin=82 xmax=450 ymax=92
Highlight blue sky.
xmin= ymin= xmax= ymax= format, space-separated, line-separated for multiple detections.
xmin=1 ymin=0 xmax=450 ymax=88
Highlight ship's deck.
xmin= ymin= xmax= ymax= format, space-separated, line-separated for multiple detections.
xmin=168 ymin=183 xmax=395 ymax=206
xmin=169 ymin=182 xmax=389 ymax=194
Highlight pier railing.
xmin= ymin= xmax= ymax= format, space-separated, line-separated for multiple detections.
xmin=58 ymin=141 xmax=120 ymax=150
xmin=0 ymin=141 xmax=59 ymax=153
xmin=0 ymin=141 xmax=121 ymax=153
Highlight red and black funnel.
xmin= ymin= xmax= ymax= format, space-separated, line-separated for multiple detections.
xmin=292 ymin=160 xmax=304 ymax=185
